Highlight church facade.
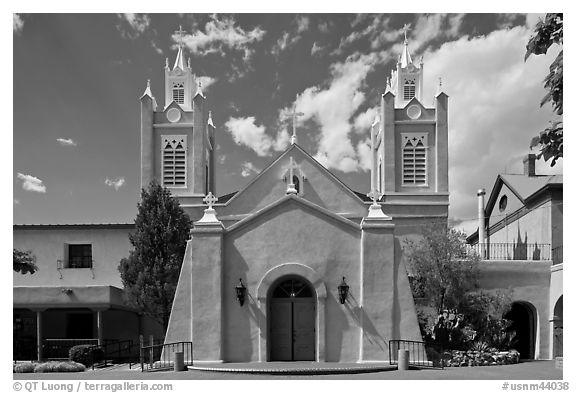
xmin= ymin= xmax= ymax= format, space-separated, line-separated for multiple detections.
xmin=146 ymin=38 xmax=449 ymax=362
xmin=14 ymin=33 xmax=561 ymax=364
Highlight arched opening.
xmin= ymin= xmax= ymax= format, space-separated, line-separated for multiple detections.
xmin=553 ymin=296 xmax=563 ymax=358
xmin=505 ymin=302 xmax=537 ymax=359
xmin=292 ymin=175 xmax=300 ymax=194
xmin=269 ymin=276 xmax=316 ymax=361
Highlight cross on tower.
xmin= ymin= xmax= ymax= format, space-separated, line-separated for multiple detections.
xmin=175 ymin=25 xmax=187 ymax=48
xmin=203 ymin=192 xmax=218 ymax=209
xmin=290 ymin=96 xmax=305 ymax=145
xmin=402 ymin=23 xmax=411 ymax=42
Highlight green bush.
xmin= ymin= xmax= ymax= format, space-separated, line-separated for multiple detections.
xmin=33 ymin=361 xmax=85 ymax=373
xmin=13 ymin=362 xmax=35 ymax=373
xmin=69 ymin=345 xmax=104 ymax=367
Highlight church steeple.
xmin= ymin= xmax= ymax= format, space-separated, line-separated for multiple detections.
xmin=164 ymin=25 xmax=196 ymax=111
xmin=389 ymin=24 xmax=424 ymax=108
xmin=399 ymin=27 xmax=413 ymax=68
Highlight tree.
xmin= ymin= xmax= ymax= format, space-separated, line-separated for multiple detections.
xmin=13 ymin=249 xmax=38 ymax=274
xmin=404 ymin=224 xmax=480 ymax=313
xmin=525 ymin=13 xmax=563 ymax=167
xmin=118 ymin=181 xmax=192 ymax=332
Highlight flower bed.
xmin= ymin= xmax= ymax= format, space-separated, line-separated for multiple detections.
xmin=13 ymin=361 xmax=86 ymax=373
xmin=443 ymin=349 xmax=520 ymax=367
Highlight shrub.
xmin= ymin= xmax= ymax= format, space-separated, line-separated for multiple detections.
xmin=13 ymin=362 xmax=35 ymax=373
xmin=69 ymin=345 xmax=104 ymax=367
xmin=33 ymin=361 xmax=85 ymax=373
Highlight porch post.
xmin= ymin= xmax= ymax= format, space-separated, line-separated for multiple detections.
xmin=34 ymin=309 xmax=43 ymax=361
xmin=96 ymin=310 xmax=104 ymax=346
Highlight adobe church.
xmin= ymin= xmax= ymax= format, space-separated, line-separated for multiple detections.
xmin=141 ymin=35 xmax=449 ymax=363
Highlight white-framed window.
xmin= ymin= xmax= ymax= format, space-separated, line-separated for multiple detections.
xmin=162 ymin=136 xmax=187 ymax=187
xmin=172 ymin=82 xmax=184 ymax=105
xmin=403 ymin=79 xmax=416 ymax=101
xmin=401 ymin=134 xmax=427 ymax=185
xmin=58 ymin=244 xmax=93 ymax=269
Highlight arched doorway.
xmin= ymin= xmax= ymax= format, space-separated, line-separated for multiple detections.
xmin=505 ymin=302 xmax=536 ymax=359
xmin=269 ymin=277 xmax=316 ymax=361
xmin=553 ymin=296 xmax=563 ymax=357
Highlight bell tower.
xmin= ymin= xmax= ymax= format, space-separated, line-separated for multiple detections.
xmin=140 ymin=27 xmax=216 ymax=206
xmin=373 ymin=26 xmax=449 ymax=220
xmin=388 ymin=24 xmax=424 ymax=108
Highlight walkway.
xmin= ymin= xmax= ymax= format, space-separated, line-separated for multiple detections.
xmin=14 ymin=360 xmax=562 ymax=380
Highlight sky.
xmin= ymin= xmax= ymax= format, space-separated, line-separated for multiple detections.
xmin=12 ymin=13 xmax=563 ymax=234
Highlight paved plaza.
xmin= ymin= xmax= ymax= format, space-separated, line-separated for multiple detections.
xmin=14 ymin=360 xmax=562 ymax=380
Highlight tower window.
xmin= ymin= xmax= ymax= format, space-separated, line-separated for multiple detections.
xmin=403 ymin=80 xmax=416 ymax=101
xmin=172 ymin=83 xmax=184 ymax=105
xmin=162 ymin=136 xmax=187 ymax=187
xmin=402 ymin=134 xmax=427 ymax=185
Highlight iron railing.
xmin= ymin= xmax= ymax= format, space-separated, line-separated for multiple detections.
xmin=467 ymin=243 xmax=551 ymax=261
xmin=552 ymin=246 xmax=563 ymax=265
xmin=389 ymin=340 xmax=443 ymax=369
xmin=90 ymin=339 xmax=138 ymax=370
xmin=43 ymin=338 xmax=99 ymax=360
xmin=140 ymin=339 xmax=192 ymax=372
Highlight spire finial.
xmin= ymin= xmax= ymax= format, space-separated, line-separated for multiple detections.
xmin=290 ymin=95 xmax=305 ymax=145
xmin=208 ymin=110 xmax=215 ymax=127
xmin=195 ymin=78 xmax=205 ymax=98
xmin=402 ymin=23 xmax=411 ymax=43
xmin=175 ymin=25 xmax=187 ymax=48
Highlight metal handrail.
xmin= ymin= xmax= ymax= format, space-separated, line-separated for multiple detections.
xmin=389 ymin=339 xmax=443 ymax=369
xmin=139 ymin=339 xmax=192 ymax=372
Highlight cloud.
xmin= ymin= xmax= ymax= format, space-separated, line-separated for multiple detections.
xmin=105 ymin=177 xmax=125 ymax=190
xmin=296 ymin=16 xmax=310 ymax=33
xmin=14 ymin=14 xmax=24 ymax=34
xmin=353 ymin=106 xmax=379 ymax=134
xmin=17 ymin=173 xmax=46 ymax=193
xmin=197 ymin=76 xmax=217 ymax=91
xmin=386 ymin=14 xmax=465 ymax=58
xmin=525 ymin=13 xmax=546 ymax=29
xmin=240 ymin=162 xmax=260 ymax=177
xmin=422 ymin=26 xmax=561 ymax=230
xmin=286 ymin=53 xmax=379 ymax=172
xmin=179 ymin=14 xmax=265 ymax=61
xmin=151 ymin=40 xmax=164 ymax=55
xmin=14 ymin=199 xmax=20 ymax=205
xmin=224 ymin=116 xmax=289 ymax=157
xmin=116 ymin=14 xmax=151 ymax=39
xmin=56 ymin=138 xmax=77 ymax=147
xmin=311 ymin=42 xmax=324 ymax=56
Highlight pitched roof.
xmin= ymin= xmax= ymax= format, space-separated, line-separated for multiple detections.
xmin=499 ymin=174 xmax=563 ymax=202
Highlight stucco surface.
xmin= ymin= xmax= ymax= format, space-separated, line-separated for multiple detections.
xmin=220 ymin=145 xmax=366 ymax=218
xmin=13 ymin=227 xmax=133 ymax=288
xmin=478 ymin=261 xmax=552 ymax=359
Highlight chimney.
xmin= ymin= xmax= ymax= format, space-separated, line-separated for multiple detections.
xmin=523 ymin=154 xmax=536 ymax=177
xmin=477 ymin=189 xmax=486 ymax=249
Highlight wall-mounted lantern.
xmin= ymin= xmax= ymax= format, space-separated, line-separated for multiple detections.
xmin=235 ymin=278 xmax=247 ymax=306
xmin=61 ymin=288 xmax=73 ymax=295
xmin=338 ymin=277 xmax=349 ymax=304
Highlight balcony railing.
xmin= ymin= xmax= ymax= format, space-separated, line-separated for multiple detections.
xmin=467 ymin=243 xmax=551 ymax=261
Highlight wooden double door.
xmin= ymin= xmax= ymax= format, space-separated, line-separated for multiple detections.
xmin=269 ymin=278 xmax=316 ymax=361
